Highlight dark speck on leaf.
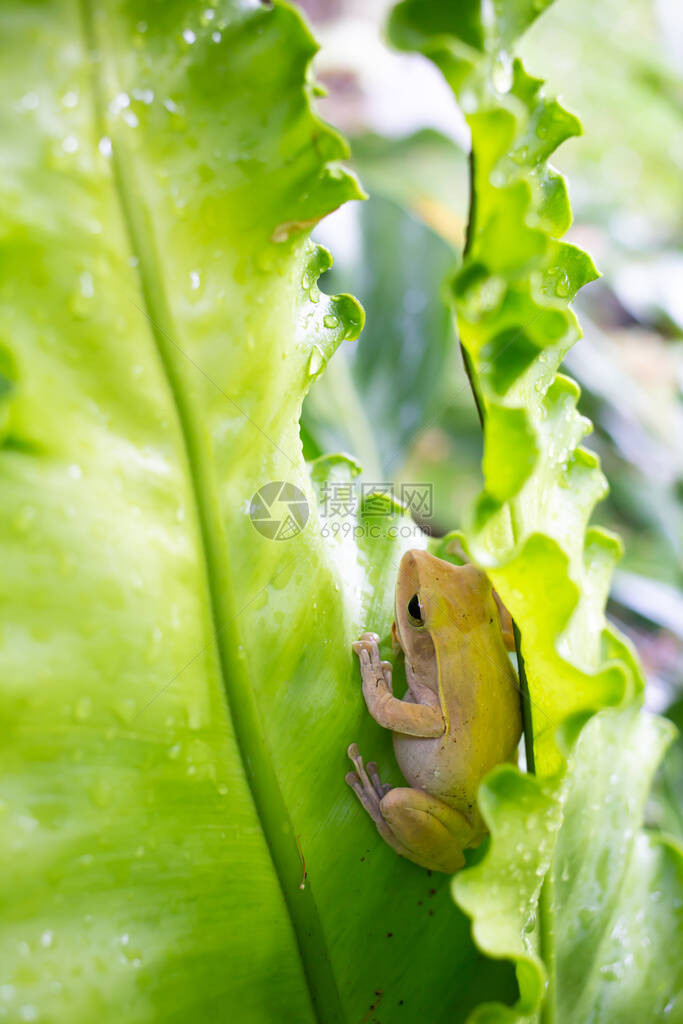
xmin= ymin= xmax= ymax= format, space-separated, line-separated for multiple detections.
xmin=429 ymin=888 xmax=436 ymax=896
xmin=386 ymin=932 xmax=393 ymax=938
xmin=428 ymin=909 xmax=434 ymax=916
xmin=417 ymin=900 xmax=423 ymax=906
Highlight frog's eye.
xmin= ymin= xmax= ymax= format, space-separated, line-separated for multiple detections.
xmin=407 ymin=593 xmax=425 ymax=626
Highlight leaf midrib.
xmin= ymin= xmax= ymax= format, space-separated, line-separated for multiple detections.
xmin=79 ymin=3 xmax=344 ymax=1021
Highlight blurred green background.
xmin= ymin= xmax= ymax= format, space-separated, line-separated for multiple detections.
xmin=298 ymin=0 xmax=683 ymax=835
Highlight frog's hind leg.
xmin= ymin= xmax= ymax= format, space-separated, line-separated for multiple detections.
xmin=346 ymin=745 xmax=472 ymax=871
xmin=346 ymin=744 xmax=414 ymax=861
xmin=378 ymin=787 xmax=473 ymax=872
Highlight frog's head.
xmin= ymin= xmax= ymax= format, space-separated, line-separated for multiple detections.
xmin=393 ymin=549 xmax=510 ymax=690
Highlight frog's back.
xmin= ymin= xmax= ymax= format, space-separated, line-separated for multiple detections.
xmin=394 ymin=567 xmax=522 ymax=823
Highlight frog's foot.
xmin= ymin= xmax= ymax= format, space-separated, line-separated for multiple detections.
xmin=352 ymin=631 xmax=380 ymax=655
xmin=345 ymin=744 xmax=413 ymax=860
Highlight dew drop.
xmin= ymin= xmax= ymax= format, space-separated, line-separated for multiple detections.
xmin=323 ymin=313 xmax=339 ymax=329
xmin=600 ymin=961 xmax=624 ymax=981
xmin=308 ymin=345 xmax=325 ymax=376
xmin=187 ymin=704 xmax=202 ymax=731
xmin=112 ymin=697 xmax=137 ymax=724
xmin=492 ymin=53 xmax=513 ymax=93
xmin=74 ymin=695 xmax=92 ymax=721
xmin=555 ymin=272 xmax=570 ymax=297
xmin=522 ymin=911 xmax=536 ymax=933
xmin=79 ymin=273 xmax=94 ymax=299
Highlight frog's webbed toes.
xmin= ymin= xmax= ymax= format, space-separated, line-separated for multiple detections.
xmin=366 ymin=761 xmax=392 ymax=797
xmin=346 ymin=744 xmax=391 ymax=808
xmin=346 ymin=745 xmax=381 ymax=816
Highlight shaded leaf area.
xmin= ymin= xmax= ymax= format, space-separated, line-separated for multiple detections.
xmin=388 ymin=0 xmax=683 ymax=1021
xmin=519 ymin=0 xmax=683 ymax=239
xmin=302 ymin=192 xmax=471 ymax=477
xmin=0 ymin=1 xmax=516 ymax=1022
xmin=350 ymin=130 xmax=470 ymax=247
xmin=649 ymin=698 xmax=683 ymax=843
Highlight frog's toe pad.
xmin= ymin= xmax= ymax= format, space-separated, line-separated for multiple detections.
xmin=352 ymin=632 xmax=380 ymax=656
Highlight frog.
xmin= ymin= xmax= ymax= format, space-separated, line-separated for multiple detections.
xmin=346 ymin=548 xmax=522 ymax=872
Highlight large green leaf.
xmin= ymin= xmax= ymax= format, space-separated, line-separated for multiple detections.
xmin=388 ymin=0 xmax=683 ymax=1020
xmin=0 ymin=1 xmax=522 ymax=1021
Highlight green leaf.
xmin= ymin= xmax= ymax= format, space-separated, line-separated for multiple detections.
xmin=0 ymin=1 xmax=521 ymax=1020
xmin=455 ymin=709 xmax=683 ymax=1023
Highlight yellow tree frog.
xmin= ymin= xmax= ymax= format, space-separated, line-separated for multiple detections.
xmin=346 ymin=549 xmax=522 ymax=872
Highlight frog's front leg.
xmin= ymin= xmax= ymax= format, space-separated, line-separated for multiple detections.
xmin=346 ymin=745 xmax=473 ymax=872
xmin=352 ymin=633 xmax=444 ymax=737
